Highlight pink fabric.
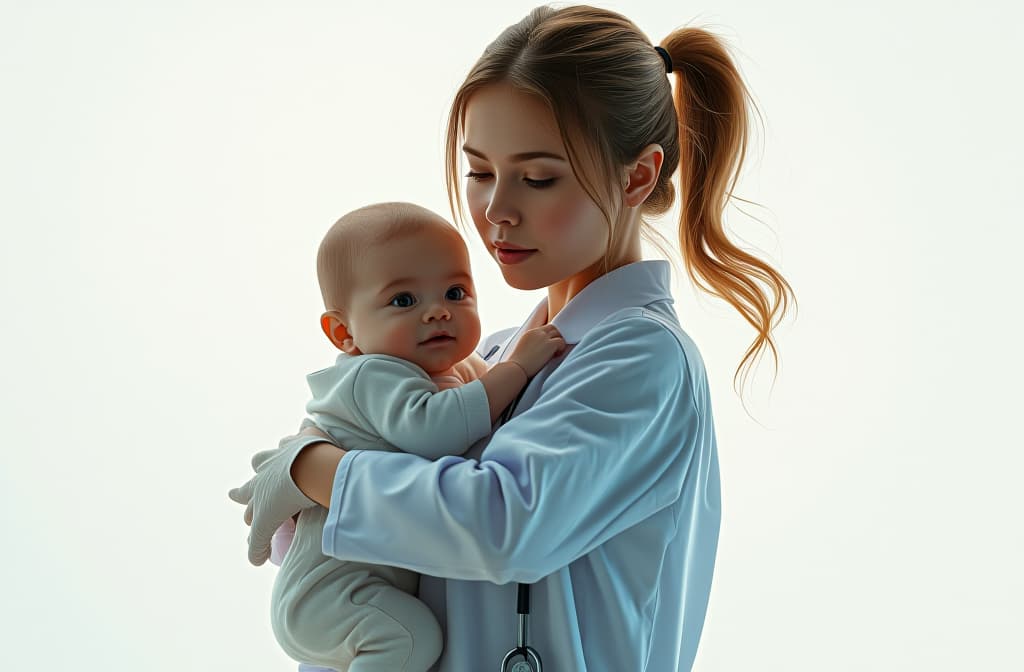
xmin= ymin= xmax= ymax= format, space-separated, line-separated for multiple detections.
xmin=270 ymin=516 xmax=297 ymax=566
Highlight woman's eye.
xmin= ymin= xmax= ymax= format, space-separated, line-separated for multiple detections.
xmin=466 ymin=171 xmax=555 ymax=189
xmin=446 ymin=286 xmax=467 ymax=301
xmin=389 ymin=293 xmax=416 ymax=308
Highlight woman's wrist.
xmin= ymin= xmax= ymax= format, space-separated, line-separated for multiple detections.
xmin=290 ymin=441 xmax=347 ymax=507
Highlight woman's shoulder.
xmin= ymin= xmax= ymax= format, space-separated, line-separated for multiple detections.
xmin=586 ymin=303 xmax=697 ymax=353
xmin=571 ymin=303 xmax=709 ymax=388
xmin=535 ymin=307 xmax=711 ymax=421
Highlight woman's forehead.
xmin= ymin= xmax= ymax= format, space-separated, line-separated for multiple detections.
xmin=462 ymin=84 xmax=564 ymax=161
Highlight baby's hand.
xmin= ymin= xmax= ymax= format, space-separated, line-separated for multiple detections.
xmin=507 ymin=324 xmax=565 ymax=378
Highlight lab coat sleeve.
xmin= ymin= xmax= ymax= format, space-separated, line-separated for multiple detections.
xmin=346 ymin=356 xmax=493 ymax=459
xmin=322 ymin=315 xmax=700 ymax=584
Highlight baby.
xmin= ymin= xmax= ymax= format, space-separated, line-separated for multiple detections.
xmin=267 ymin=202 xmax=565 ymax=672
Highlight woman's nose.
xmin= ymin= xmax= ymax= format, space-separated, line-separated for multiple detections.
xmin=484 ymin=179 xmax=519 ymax=227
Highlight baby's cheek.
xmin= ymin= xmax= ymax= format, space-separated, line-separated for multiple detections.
xmin=384 ymin=331 xmax=415 ymax=359
xmin=463 ymin=316 xmax=482 ymax=355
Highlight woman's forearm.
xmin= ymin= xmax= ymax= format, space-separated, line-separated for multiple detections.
xmin=290 ymin=441 xmax=347 ymax=507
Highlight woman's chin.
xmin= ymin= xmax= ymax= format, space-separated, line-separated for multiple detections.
xmin=498 ymin=266 xmax=550 ymax=291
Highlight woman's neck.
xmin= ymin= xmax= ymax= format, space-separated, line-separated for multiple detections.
xmin=546 ymin=247 xmax=642 ymax=321
xmin=547 ymin=268 xmax=600 ymax=321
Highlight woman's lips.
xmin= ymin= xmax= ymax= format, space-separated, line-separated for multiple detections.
xmin=496 ymin=248 xmax=536 ymax=264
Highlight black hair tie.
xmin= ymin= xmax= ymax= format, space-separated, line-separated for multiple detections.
xmin=654 ymin=46 xmax=673 ymax=74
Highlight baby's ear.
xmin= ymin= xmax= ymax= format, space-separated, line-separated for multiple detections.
xmin=321 ymin=311 xmax=357 ymax=353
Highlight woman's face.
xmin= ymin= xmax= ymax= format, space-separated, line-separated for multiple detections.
xmin=462 ymin=83 xmax=611 ymax=292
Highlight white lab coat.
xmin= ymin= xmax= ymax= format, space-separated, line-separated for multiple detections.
xmin=317 ymin=259 xmax=721 ymax=671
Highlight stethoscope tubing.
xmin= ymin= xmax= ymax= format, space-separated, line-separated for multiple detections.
xmin=487 ymin=344 xmax=544 ymax=672
xmin=500 ymin=584 xmax=542 ymax=672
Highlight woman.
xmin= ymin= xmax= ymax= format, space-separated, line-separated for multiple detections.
xmin=230 ymin=5 xmax=794 ymax=670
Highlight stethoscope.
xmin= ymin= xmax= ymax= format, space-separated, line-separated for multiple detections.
xmin=483 ymin=343 xmax=544 ymax=672
xmin=500 ymin=583 xmax=543 ymax=672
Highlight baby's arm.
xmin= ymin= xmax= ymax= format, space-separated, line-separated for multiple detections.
xmin=476 ymin=324 xmax=565 ymax=421
xmin=341 ymin=327 xmax=563 ymax=458
xmin=422 ymin=323 xmax=568 ymax=427
xmin=343 ymin=357 xmax=496 ymax=459
xmin=476 ymin=359 xmax=532 ymax=422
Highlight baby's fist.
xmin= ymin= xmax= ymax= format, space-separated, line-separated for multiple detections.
xmin=507 ymin=324 xmax=566 ymax=377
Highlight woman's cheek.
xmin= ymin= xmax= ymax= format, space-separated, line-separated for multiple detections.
xmin=467 ymin=193 xmax=489 ymax=237
xmin=541 ymin=196 xmax=600 ymax=246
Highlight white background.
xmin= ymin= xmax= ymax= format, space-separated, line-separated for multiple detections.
xmin=1 ymin=1 xmax=1021 ymax=669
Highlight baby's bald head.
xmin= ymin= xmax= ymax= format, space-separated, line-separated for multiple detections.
xmin=317 ymin=202 xmax=464 ymax=313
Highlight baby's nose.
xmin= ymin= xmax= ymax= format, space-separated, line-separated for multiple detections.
xmin=424 ymin=303 xmax=451 ymax=320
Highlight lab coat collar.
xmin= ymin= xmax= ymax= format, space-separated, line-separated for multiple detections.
xmin=521 ymin=259 xmax=673 ymax=345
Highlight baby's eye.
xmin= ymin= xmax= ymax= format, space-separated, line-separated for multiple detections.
xmin=446 ymin=286 xmax=468 ymax=301
xmin=389 ymin=292 xmax=416 ymax=308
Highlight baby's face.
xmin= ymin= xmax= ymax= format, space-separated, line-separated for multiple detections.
xmin=344 ymin=228 xmax=482 ymax=375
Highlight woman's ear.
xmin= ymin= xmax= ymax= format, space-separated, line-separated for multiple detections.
xmin=321 ymin=311 xmax=359 ymax=354
xmin=622 ymin=143 xmax=665 ymax=208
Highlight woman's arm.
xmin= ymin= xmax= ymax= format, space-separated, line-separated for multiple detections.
xmin=291 ymin=439 xmax=346 ymax=507
xmin=227 ymin=419 xmax=329 ymax=565
xmin=319 ymin=315 xmax=713 ymax=584
xmin=229 ymin=335 xmax=514 ymax=565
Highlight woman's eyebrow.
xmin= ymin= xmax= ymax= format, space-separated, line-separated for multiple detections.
xmin=462 ymin=145 xmax=566 ymax=163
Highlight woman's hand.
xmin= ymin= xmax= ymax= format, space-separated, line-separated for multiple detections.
xmin=227 ymin=420 xmax=336 ymax=566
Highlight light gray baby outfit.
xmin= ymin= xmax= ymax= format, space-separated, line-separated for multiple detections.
xmin=271 ymin=352 xmax=493 ymax=672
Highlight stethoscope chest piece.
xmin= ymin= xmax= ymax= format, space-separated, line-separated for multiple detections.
xmin=501 ymin=649 xmax=541 ymax=672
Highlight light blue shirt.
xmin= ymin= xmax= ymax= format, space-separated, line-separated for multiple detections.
xmin=321 ymin=259 xmax=721 ymax=671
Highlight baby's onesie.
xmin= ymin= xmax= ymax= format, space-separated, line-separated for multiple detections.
xmin=270 ymin=352 xmax=492 ymax=672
